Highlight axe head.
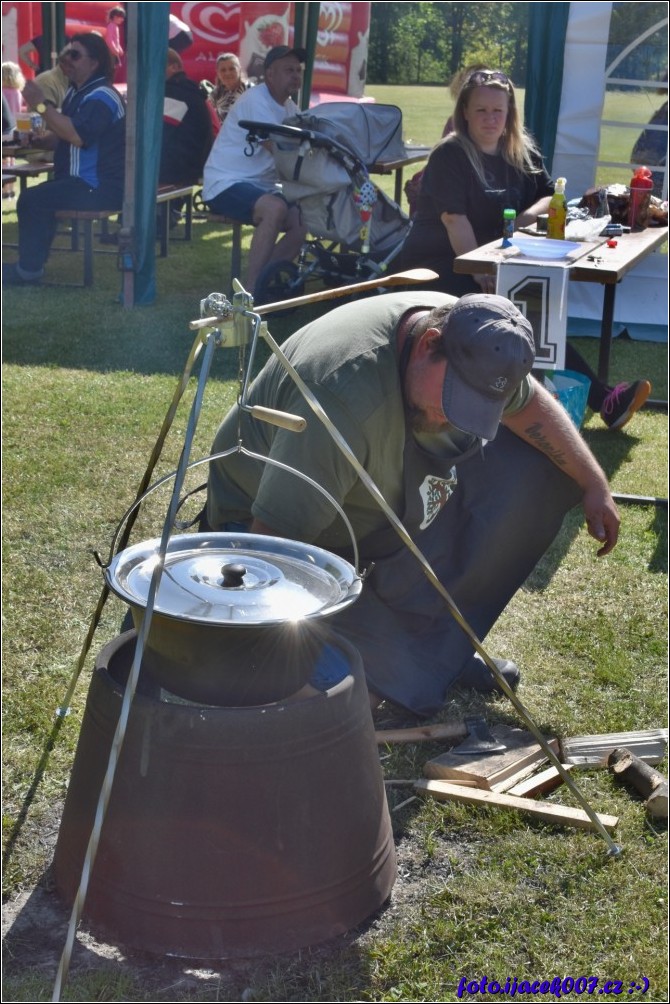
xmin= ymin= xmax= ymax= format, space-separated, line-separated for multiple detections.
xmin=450 ymin=715 xmax=507 ymax=756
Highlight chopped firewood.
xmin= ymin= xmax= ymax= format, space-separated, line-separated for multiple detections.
xmin=607 ymin=747 xmax=668 ymax=819
xmin=506 ymin=764 xmax=573 ymax=798
xmin=562 ymin=729 xmax=667 ymax=766
xmin=424 ymin=726 xmax=559 ymax=791
xmin=414 ymin=779 xmax=619 ymax=833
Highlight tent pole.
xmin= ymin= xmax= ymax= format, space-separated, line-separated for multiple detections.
xmin=300 ymin=3 xmax=320 ymax=110
xmin=120 ymin=2 xmax=138 ymax=308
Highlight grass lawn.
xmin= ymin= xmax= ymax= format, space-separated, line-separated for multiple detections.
xmin=2 ymin=84 xmax=668 ymax=1002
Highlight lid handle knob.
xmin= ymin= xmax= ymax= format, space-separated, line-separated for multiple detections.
xmin=220 ymin=563 xmax=247 ymax=588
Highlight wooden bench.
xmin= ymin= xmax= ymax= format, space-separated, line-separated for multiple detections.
xmin=155 ymin=183 xmax=196 ymax=257
xmin=51 ymin=187 xmax=196 ymax=285
xmin=53 ymin=208 xmax=120 ymax=286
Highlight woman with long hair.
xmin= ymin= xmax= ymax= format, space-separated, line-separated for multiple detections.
xmin=401 ymin=68 xmax=551 ymax=295
xmin=399 ymin=68 xmax=651 ymax=430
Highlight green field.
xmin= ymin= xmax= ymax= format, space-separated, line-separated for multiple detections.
xmin=367 ymin=84 xmax=665 ymax=189
xmin=2 ymin=82 xmax=667 ymax=1003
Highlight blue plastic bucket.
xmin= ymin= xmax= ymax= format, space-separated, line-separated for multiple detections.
xmin=547 ymin=369 xmax=592 ymax=428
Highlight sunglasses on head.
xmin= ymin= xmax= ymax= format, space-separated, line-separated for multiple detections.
xmin=63 ymin=48 xmax=84 ymax=61
xmin=467 ymin=70 xmax=510 ymax=87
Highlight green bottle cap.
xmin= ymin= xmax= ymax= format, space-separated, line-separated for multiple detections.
xmin=503 ymin=208 xmax=516 ymax=218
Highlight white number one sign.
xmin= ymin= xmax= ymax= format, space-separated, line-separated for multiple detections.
xmin=496 ymin=261 xmax=569 ymax=370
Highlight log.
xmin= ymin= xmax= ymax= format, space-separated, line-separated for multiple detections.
xmin=645 ymin=785 xmax=669 ymax=820
xmin=607 ymin=747 xmax=668 ymax=819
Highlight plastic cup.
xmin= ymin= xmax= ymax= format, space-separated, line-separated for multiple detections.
xmin=628 ymin=184 xmax=652 ymax=230
xmin=15 ymin=112 xmax=32 ymax=133
xmin=15 ymin=112 xmax=33 ymax=147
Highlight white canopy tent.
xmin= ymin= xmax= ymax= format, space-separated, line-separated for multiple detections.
xmin=552 ymin=2 xmax=667 ymax=336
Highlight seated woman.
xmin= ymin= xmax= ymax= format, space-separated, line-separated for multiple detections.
xmin=398 ymin=68 xmax=651 ymax=431
xmin=209 ymin=53 xmax=249 ymax=126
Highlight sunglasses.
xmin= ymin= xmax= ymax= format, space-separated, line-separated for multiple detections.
xmin=467 ymin=70 xmax=510 ymax=87
xmin=63 ymin=49 xmax=85 ymax=61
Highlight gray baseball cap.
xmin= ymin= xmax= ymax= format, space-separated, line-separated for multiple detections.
xmin=264 ymin=46 xmax=307 ymax=72
xmin=440 ymin=293 xmax=535 ymax=440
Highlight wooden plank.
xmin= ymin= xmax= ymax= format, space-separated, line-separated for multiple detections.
xmin=414 ymin=779 xmax=619 ymax=833
xmin=562 ymin=729 xmax=667 ymax=766
xmin=490 ymin=756 xmax=557 ymax=794
xmin=423 ymin=726 xmax=558 ymax=790
xmin=376 ymin=721 xmax=466 ymax=745
xmin=385 ymin=777 xmax=479 ymax=789
xmin=506 ymin=764 xmax=573 ymax=798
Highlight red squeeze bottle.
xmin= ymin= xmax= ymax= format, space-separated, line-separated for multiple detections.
xmin=628 ymin=167 xmax=653 ymax=230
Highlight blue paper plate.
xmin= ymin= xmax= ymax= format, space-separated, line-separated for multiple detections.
xmin=511 ymin=237 xmax=582 ymax=259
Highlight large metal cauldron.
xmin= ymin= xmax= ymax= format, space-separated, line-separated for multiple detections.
xmin=104 ymin=533 xmax=363 ymax=706
xmin=53 ymin=630 xmax=397 ymax=958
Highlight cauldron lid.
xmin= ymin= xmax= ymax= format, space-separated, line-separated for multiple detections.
xmin=105 ymin=533 xmax=362 ymax=626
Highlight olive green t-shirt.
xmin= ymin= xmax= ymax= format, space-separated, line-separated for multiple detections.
xmin=206 ymin=292 xmax=533 ymax=550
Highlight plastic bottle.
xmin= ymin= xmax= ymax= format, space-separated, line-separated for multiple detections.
xmin=501 ymin=208 xmax=516 ymax=247
xmin=628 ymin=166 xmax=653 ymax=230
xmin=547 ymin=177 xmax=567 ymax=240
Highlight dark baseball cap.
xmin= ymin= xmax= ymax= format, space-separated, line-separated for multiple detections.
xmin=440 ymin=293 xmax=535 ymax=441
xmin=264 ymin=46 xmax=307 ymax=72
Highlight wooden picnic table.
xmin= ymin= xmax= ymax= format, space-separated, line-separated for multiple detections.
xmin=370 ymin=144 xmax=431 ymax=205
xmin=454 ymin=226 xmax=668 ymax=383
xmin=2 ymin=160 xmax=54 ymax=193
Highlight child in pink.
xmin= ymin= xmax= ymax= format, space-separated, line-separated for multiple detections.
xmin=2 ymin=61 xmax=26 ymax=198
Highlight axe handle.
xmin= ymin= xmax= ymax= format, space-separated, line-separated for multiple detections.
xmin=375 ymin=721 xmax=467 ymax=745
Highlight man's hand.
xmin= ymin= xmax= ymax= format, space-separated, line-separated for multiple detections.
xmin=22 ymin=80 xmax=46 ymax=109
xmin=581 ymin=483 xmax=620 ymax=556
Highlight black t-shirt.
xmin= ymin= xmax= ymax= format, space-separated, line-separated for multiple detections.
xmin=399 ymin=138 xmax=554 ymax=292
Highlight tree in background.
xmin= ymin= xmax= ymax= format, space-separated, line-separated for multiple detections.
xmin=367 ymin=1 xmax=529 ymax=85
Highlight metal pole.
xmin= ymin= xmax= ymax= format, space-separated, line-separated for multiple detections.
xmin=120 ymin=2 xmax=138 ymax=307
xmin=300 ymin=2 xmax=321 ymax=110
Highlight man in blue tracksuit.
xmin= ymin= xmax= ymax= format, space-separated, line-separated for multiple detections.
xmin=4 ymin=32 xmax=126 ymax=286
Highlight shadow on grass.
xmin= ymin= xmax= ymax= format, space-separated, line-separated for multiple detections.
xmin=2 ymin=869 xmax=378 ymax=1003
xmin=1 ymin=278 xmax=331 ymax=384
xmin=584 ymin=424 xmax=668 ymax=574
xmin=647 ymin=503 xmax=669 ymax=572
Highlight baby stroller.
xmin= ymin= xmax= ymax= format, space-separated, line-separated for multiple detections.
xmin=239 ymin=103 xmax=412 ymax=307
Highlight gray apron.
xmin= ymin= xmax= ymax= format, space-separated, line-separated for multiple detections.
xmin=331 ymin=415 xmax=582 ymax=717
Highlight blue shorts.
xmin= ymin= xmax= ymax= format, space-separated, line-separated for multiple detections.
xmin=207 ymin=183 xmax=287 ymax=224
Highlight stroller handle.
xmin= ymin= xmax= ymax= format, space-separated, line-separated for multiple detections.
xmin=240 ymin=119 xmax=368 ymax=174
xmin=240 ymin=120 xmax=312 ymax=142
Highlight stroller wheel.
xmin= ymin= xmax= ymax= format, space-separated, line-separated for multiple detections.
xmin=254 ymin=261 xmax=304 ymax=315
xmin=193 ymin=188 xmax=208 ymax=214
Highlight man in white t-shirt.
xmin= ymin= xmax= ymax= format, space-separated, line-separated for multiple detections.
xmin=203 ymin=46 xmax=308 ymax=297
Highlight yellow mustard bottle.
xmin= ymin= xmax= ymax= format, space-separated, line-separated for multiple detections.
xmin=547 ymin=177 xmax=567 ymax=239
